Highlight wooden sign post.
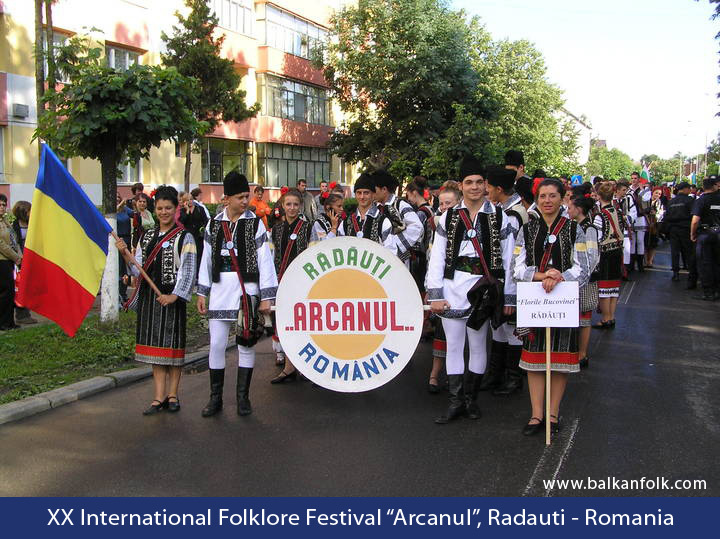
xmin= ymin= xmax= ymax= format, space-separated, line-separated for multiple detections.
xmin=516 ymin=281 xmax=579 ymax=446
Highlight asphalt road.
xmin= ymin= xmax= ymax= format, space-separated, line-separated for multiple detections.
xmin=1 ymin=245 xmax=717 ymax=497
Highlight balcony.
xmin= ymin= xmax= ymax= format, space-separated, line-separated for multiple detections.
xmin=257 ymin=46 xmax=326 ymax=88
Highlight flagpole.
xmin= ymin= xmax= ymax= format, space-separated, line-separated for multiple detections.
xmin=110 ymin=230 xmax=163 ymax=298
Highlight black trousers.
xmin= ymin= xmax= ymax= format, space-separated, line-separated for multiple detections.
xmin=0 ymin=260 xmax=16 ymax=328
xmin=696 ymin=230 xmax=720 ymax=291
xmin=118 ymin=234 xmax=131 ymax=301
xmin=669 ymin=226 xmax=697 ymax=278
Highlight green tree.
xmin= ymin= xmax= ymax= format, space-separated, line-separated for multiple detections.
xmin=34 ymin=35 xmax=205 ymax=322
xmin=706 ymin=133 xmax=720 ymax=175
xmin=585 ymin=145 xmax=635 ymax=179
xmin=471 ymin=35 xmax=580 ymax=176
xmin=315 ymin=0 xmax=484 ymax=177
xmin=161 ymin=0 xmax=260 ymax=190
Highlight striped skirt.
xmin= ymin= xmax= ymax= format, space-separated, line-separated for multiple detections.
xmin=135 ymin=289 xmax=186 ymax=366
xmin=579 ymin=281 xmax=599 ymax=326
xmin=598 ymin=248 xmax=622 ymax=298
xmin=520 ymin=327 xmax=579 ymax=373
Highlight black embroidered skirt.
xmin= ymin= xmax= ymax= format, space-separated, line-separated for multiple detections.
xmin=135 ymin=289 xmax=187 ymax=366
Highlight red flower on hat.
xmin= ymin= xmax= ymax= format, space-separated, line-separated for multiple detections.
xmin=149 ymin=189 xmax=157 ymax=198
xmin=584 ymin=193 xmax=592 ymax=198
xmin=531 ymin=178 xmax=544 ymax=197
xmin=280 ymin=186 xmax=289 ymax=195
xmin=329 ymin=181 xmax=337 ymax=189
xmin=423 ymin=189 xmax=430 ymax=199
xmin=321 ymin=191 xmax=329 ymax=199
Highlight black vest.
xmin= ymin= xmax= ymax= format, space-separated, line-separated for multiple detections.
xmin=522 ymin=215 xmax=577 ymax=273
xmin=140 ymin=226 xmax=187 ymax=294
xmin=272 ymin=219 xmax=312 ymax=274
xmin=443 ymin=206 xmax=505 ymax=280
xmin=343 ymin=210 xmax=385 ymax=243
xmin=209 ymin=216 xmax=260 ymax=283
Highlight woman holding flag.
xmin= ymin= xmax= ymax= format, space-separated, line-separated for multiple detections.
xmin=117 ymin=186 xmax=197 ymax=415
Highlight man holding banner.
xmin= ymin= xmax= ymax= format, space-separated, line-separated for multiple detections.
xmin=512 ymin=179 xmax=589 ymax=436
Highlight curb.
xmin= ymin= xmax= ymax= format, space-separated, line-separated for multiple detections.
xmin=0 ymin=342 xmax=234 ymax=427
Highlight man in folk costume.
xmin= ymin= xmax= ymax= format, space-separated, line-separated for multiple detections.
xmin=427 ymin=157 xmax=516 ymax=424
xmin=338 ymin=173 xmax=392 ymax=244
xmin=483 ymin=165 xmax=529 ymax=396
xmin=196 ymin=171 xmax=278 ymax=417
xmin=628 ymin=172 xmax=652 ymax=272
xmin=615 ymin=180 xmax=636 ymax=277
xmin=372 ymin=169 xmax=424 ymax=267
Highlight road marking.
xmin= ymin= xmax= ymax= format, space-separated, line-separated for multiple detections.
xmin=522 ymin=417 xmax=581 ymax=497
xmin=623 ymin=281 xmax=636 ymax=304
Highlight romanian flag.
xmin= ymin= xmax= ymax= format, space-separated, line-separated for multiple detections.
xmin=16 ymin=145 xmax=111 ymax=336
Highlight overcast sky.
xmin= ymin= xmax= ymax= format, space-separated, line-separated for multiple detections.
xmin=452 ymin=0 xmax=720 ymax=160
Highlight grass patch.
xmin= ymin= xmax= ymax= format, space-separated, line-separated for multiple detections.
xmin=0 ymin=298 xmax=209 ymax=405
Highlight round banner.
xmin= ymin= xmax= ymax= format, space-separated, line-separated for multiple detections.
xmin=276 ymin=237 xmax=423 ymax=392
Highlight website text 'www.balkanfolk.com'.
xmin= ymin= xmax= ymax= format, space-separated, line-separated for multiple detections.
xmin=543 ymin=476 xmax=707 ymax=492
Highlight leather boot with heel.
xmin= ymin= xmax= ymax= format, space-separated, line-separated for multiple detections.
xmin=435 ymin=375 xmax=465 ymax=424
xmin=478 ymin=341 xmax=506 ymax=391
xmin=201 ymin=368 xmax=224 ymax=417
xmin=465 ymin=372 xmax=483 ymax=420
xmin=236 ymin=367 xmax=253 ymax=416
xmin=493 ymin=345 xmax=523 ymax=396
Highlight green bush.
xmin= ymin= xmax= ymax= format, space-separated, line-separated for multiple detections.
xmin=343 ymin=198 xmax=358 ymax=213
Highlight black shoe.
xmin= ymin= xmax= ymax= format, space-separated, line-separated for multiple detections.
xmin=694 ymin=292 xmax=717 ymax=301
xmin=236 ymin=367 xmax=253 ymax=416
xmin=201 ymin=368 xmax=225 ymax=417
xmin=427 ymin=377 xmax=441 ymax=394
xmin=479 ymin=341 xmax=506 ymax=391
xmin=435 ymin=374 xmax=465 ymax=424
xmin=270 ymin=369 xmax=297 ymax=384
xmin=579 ymin=357 xmax=589 ymax=369
xmin=686 ymin=280 xmax=697 ymax=290
xmin=166 ymin=396 xmax=181 ymax=413
xmin=671 ymin=271 xmax=680 ymax=282
xmin=550 ymin=415 xmax=561 ymax=433
xmin=493 ymin=345 xmax=523 ymax=396
xmin=592 ymin=320 xmax=612 ymax=329
xmin=465 ymin=372 xmax=483 ymax=420
xmin=143 ymin=398 xmax=167 ymax=416
xmin=635 ymin=255 xmax=644 ymax=272
xmin=608 ymin=319 xmax=616 ymax=329
xmin=522 ymin=418 xmax=544 ymax=436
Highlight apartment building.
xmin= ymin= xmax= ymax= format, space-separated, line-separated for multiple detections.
xmin=0 ymin=0 xmax=355 ymax=204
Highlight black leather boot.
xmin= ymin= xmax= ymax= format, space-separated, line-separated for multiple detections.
xmin=478 ymin=340 xmax=506 ymax=391
xmin=493 ymin=345 xmax=523 ymax=396
xmin=465 ymin=372 xmax=483 ymax=420
xmin=236 ymin=367 xmax=253 ymax=416
xmin=635 ymin=254 xmax=644 ymax=272
xmin=201 ymin=368 xmax=224 ymax=417
xmin=435 ymin=374 xmax=465 ymax=424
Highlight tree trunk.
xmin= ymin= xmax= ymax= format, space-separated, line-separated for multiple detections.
xmin=34 ymin=0 xmax=44 ymax=161
xmin=44 ymin=0 xmax=55 ymax=113
xmin=184 ymin=140 xmax=192 ymax=192
xmin=99 ymin=150 xmax=120 ymax=323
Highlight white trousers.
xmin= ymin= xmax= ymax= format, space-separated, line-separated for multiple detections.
xmin=633 ymin=230 xmax=646 ymax=256
xmin=623 ymin=236 xmax=632 ymax=265
xmin=441 ymin=318 xmax=489 ymax=375
xmin=208 ymin=320 xmax=255 ymax=369
xmin=491 ymin=322 xmax=522 ymax=346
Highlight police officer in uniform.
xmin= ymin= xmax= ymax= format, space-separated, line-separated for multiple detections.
xmin=664 ymin=182 xmax=697 ymax=286
xmin=690 ymin=176 xmax=720 ymax=300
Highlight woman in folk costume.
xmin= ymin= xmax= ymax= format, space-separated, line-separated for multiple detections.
xmin=512 ymin=179 xmax=589 ymax=436
xmin=270 ymin=188 xmax=320 ymax=382
xmin=337 ymin=173 xmax=393 ymax=244
xmin=312 ymin=193 xmax=343 ymax=241
xmin=427 ymin=156 xmax=516 ymax=425
xmin=593 ymin=181 xmax=624 ymax=330
xmin=405 ymin=176 xmax=435 ymax=296
xmin=196 ymin=171 xmax=277 ymax=417
xmin=567 ymin=185 xmax=601 ymax=369
xmin=425 ymin=180 xmax=461 ymax=394
xmin=117 ymin=186 xmax=197 ymax=415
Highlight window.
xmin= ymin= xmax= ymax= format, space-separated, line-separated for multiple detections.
xmin=105 ymin=45 xmax=140 ymax=71
xmin=118 ymin=156 xmax=140 ymax=184
xmin=201 ymin=138 xmax=252 ymax=183
xmin=42 ymin=32 xmax=70 ymax=83
xmin=262 ymin=5 xmax=327 ymax=60
xmin=257 ymin=143 xmax=330 ymax=188
xmin=208 ymin=0 xmax=253 ymax=37
xmin=258 ymin=74 xmax=329 ymax=125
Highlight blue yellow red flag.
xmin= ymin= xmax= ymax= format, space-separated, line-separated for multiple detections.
xmin=16 ymin=145 xmax=112 ymax=336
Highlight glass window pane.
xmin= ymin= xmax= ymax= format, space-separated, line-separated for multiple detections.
xmin=292 ymin=146 xmax=302 ymax=160
xmin=294 ymin=94 xmax=306 ymax=122
xmin=272 ymin=144 xmax=283 ymax=158
xmin=257 ymin=143 xmax=266 ymax=158
xmin=323 ymin=162 xmax=330 ymax=180
xmin=302 ymin=148 xmax=311 ymax=161
xmin=296 ymin=161 xmax=305 ymax=180
xmin=287 ymin=160 xmax=297 ymax=185
xmin=266 ymin=159 xmax=279 ymax=187
xmin=311 ymin=148 xmax=319 ymax=161
xmin=282 ymin=145 xmax=292 ymax=159
xmin=305 ymin=162 xmax=314 ymax=182
xmin=278 ymin=159 xmax=288 ymax=186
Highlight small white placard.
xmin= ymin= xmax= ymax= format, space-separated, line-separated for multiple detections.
xmin=516 ymin=281 xmax=579 ymax=328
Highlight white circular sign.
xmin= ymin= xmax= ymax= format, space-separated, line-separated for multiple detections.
xmin=356 ymin=231 xmax=364 ymax=238
xmin=276 ymin=237 xmax=423 ymax=393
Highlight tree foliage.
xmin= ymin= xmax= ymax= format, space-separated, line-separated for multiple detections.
xmin=161 ymin=0 xmax=260 ymax=189
xmin=34 ymin=35 xmax=205 ymax=214
xmin=585 ymin=145 xmax=635 ymax=179
xmin=316 ymin=0 xmax=580 ymax=180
